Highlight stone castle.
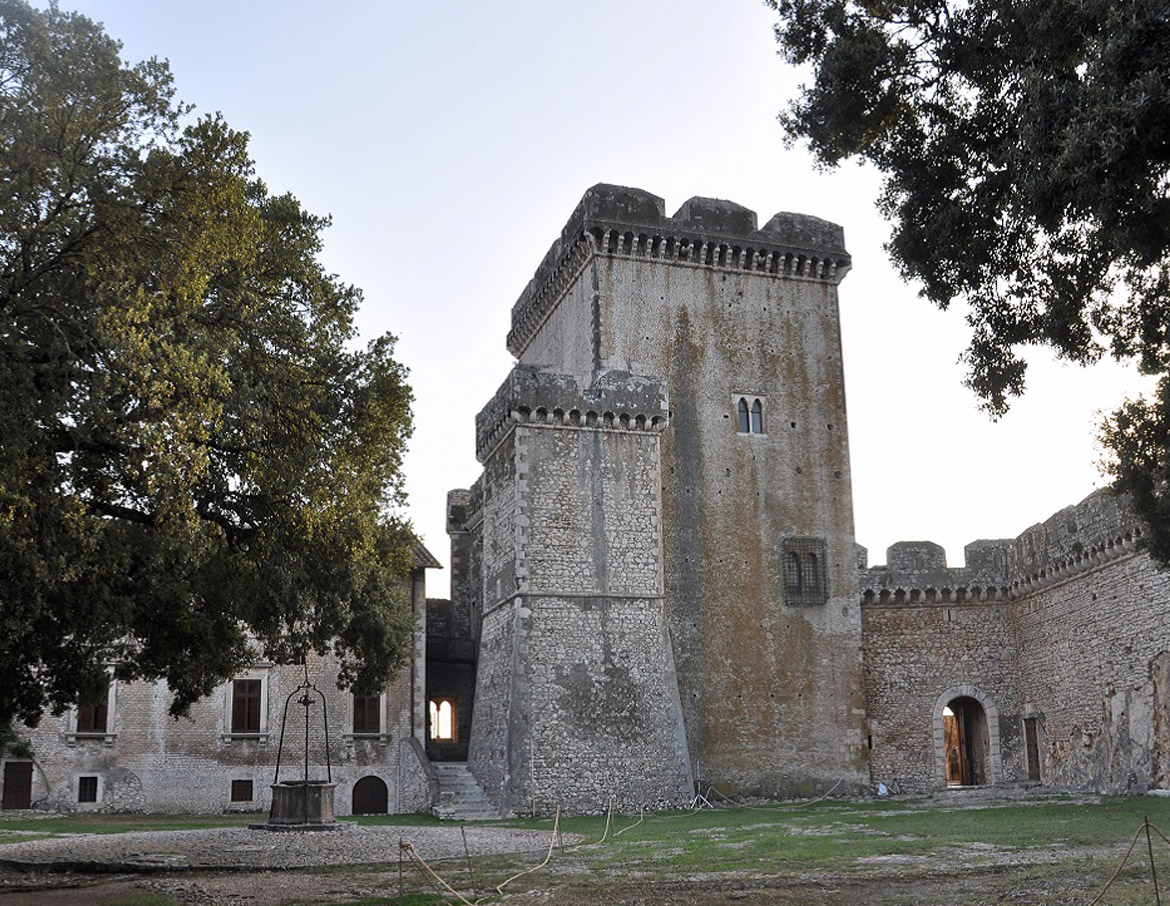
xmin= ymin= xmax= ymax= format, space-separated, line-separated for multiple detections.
xmin=3 ymin=184 xmax=1168 ymax=816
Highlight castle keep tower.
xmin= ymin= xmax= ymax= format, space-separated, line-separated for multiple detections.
xmin=451 ymin=185 xmax=868 ymax=813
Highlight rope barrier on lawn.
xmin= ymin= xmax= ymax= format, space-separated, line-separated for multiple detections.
xmin=613 ymin=804 xmax=645 ymax=837
xmin=598 ymin=795 xmax=615 ymax=843
xmin=496 ymin=804 xmax=562 ymax=896
xmin=1084 ymin=818 xmax=1170 ymax=906
xmin=399 ymin=839 xmax=478 ymax=906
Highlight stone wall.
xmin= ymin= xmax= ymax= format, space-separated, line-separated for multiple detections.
xmin=497 ymin=184 xmax=869 ymax=798
xmin=861 ymin=597 xmax=1023 ymax=792
xmin=1007 ymin=493 xmax=1166 ymax=792
xmin=9 ymin=566 xmax=437 ymax=816
xmin=466 ymin=366 xmax=692 ymax=814
xmin=860 ymin=490 xmax=1170 ymax=794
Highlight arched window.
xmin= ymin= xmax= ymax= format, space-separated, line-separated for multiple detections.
xmin=785 ymin=552 xmax=803 ymax=596
xmin=737 ymin=397 xmax=750 ymax=433
xmin=751 ymin=398 xmax=764 ymax=434
xmin=803 ymin=553 xmax=820 ymax=596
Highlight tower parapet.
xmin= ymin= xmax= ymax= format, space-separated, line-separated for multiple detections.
xmin=507 ymin=183 xmax=852 ymax=358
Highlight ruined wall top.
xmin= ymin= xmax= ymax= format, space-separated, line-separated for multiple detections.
xmin=507 ymin=184 xmax=852 ymax=357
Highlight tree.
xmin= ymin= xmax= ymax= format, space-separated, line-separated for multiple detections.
xmin=767 ymin=0 xmax=1170 ymax=558
xmin=0 ymin=0 xmax=416 ymax=725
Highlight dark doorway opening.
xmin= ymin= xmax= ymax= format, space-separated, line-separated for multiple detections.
xmin=352 ymin=775 xmax=388 ymax=815
xmin=1 ymin=762 xmax=32 ymax=810
xmin=1024 ymin=717 xmax=1042 ymax=781
xmin=943 ymin=696 xmax=990 ymax=786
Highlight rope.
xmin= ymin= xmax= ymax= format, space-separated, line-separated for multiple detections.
xmin=613 ymin=804 xmax=645 ymax=837
xmin=598 ymin=795 xmax=614 ymax=843
xmin=496 ymin=804 xmax=562 ymax=895
xmin=399 ymin=839 xmax=478 ymax=906
xmin=701 ymin=778 xmax=844 ymax=812
xmin=1084 ymin=822 xmax=1146 ymax=906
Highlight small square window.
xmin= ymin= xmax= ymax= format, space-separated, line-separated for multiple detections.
xmin=231 ymin=779 xmax=253 ymax=802
xmin=78 ymin=775 xmax=99 ymax=803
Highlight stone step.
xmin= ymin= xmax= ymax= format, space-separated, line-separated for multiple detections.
xmin=431 ymin=762 xmax=503 ymax=821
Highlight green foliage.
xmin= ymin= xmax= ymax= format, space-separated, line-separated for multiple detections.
xmin=0 ymin=720 xmax=31 ymax=757
xmin=768 ymin=0 xmax=1170 ymax=557
xmin=0 ymin=0 xmax=415 ymax=724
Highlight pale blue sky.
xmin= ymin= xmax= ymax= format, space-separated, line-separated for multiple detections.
xmin=59 ymin=0 xmax=1145 ymax=593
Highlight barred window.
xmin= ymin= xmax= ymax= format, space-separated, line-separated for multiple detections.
xmin=782 ymin=537 xmax=828 ymax=605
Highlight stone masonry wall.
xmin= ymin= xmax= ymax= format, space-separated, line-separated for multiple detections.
xmin=466 ymin=365 xmax=692 ymax=814
xmin=861 ymin=599 xmax=1022 ymax=792
xmin=860 ymin=490 xmax=1170 ymax=794
xmin=502 ymin=184 xmax=868 ymax=798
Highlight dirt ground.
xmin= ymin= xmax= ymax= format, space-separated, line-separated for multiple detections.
xmin=0 ymin=846 xmax=1122 ymax=906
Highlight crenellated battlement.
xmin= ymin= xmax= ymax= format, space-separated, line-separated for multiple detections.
xmin=474 ymin=365 xmax=669 ymax=462
xmin=506 ymin=183 xmax=852 ymax=357
xmin=860 ymin=489 xmax=1145 ymax=606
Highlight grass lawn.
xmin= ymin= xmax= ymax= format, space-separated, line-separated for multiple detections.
xmin=5 ymin=794 xmax=1170 ymax=904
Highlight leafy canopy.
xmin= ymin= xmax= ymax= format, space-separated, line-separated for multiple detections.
xmin=768 ymin=0 xmax=1170 ymax=557
xmin=0 ymin=0 xmax=416 ymax=724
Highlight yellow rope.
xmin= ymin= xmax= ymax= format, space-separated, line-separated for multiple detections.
xmin=496 ymin=804 xmax=562 ymax=895
xmin=613 ymin=804 xmax=645 ymax=837
xmin=399 ymin=839 xmax=478 ymax=906
xmin=598 ymin=795 xmax=614 ymax=843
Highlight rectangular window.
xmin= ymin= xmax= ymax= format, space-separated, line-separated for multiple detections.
xmin=781 ymin=537 xmax=829 ymax=605
xmin=76 ymin=688 xmax=109 ymax=734
xmin=78 ymin=775 xmax=98 ymax=803
xmin=231 ymin=679 xmax=262 ymax=734
xmin=352 ymin=694 xmax=381 ymax=735
xmin=231 ymin=779 xmax=253 ymax=802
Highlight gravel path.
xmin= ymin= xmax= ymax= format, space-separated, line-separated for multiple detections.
xmin=0 ymin=823 xmax=566 ymax=872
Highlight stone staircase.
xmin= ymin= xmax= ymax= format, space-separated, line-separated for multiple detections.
xmin=431 ymin=762 xmax=502 ymax=820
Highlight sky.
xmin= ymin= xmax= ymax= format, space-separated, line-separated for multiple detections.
xmin=56 ymin=0 xmax=1148 ymax=594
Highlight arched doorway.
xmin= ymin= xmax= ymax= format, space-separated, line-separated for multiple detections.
xmin=943 ymin=696 xmax=990 ymax=786
xmin=933 ymin=684 xmax=1001 ymax=788
xmin=352 ymin=775 xmax=388 ymax=815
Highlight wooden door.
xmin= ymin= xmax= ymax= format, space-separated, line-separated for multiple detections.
xmin=1 ymin=762 xmax=32 ymax=810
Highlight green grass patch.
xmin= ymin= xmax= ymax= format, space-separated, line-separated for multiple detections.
xmin=105 ymin=895 xmax=185 ymax=906
xmin=0 ymin=812 xmax=256 ymax=838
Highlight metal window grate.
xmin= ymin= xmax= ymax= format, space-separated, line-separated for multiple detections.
xmin=782 ymin=537 xmax=828 ymax=605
